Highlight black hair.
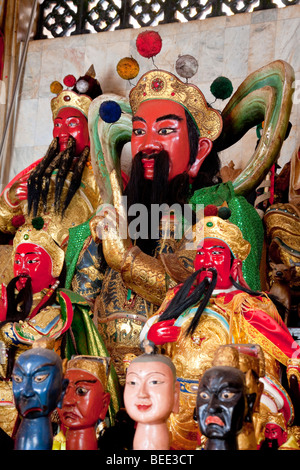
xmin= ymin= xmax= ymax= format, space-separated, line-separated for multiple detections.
xmin=27 ymin=135 xmax=89 ymax=218
xmin=159 ymin=267 xmax=218 ymax=336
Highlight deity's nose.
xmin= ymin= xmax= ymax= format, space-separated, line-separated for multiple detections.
xmin=142 ymin=143 xmax=163 ymax=155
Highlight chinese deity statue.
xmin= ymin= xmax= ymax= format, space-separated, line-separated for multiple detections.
xmin=12 ymin=338 xmax=67 ymax=450
xmin=123 ymin=350 xmax=179 ymax=450
xmin=0 ymin=217 xmax=119 ymax=438
xmin=0 ymin=66 xmax=103 ymax=303
xmin=81 ymin=60 xmax=293 ymax=385
xmin=195 ymin=343 xmax=264 ymax=450
xmin=58 ymin=355 xmax=111 ymax=450
xmin=141 ymin=213 xmax=300 ymax=449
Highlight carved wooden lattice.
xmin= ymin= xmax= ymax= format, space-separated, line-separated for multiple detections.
xmin=35 ymin=0 xmax=299 ymax=39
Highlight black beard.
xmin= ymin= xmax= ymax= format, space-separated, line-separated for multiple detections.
xmin=27 ymin=136 xmax=89 ymax=217
xmin=124 ymin=150 xmax=192 ymax=254
xmin=0 ymin=275 xmax=33 ymax=326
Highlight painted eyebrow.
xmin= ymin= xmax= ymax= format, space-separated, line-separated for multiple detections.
xmin=132 ymin=114 xmax=184 ymax=124
xmin=132 ymin=116 xmax=146 ymax=123
xmin=54 ymin=115 xmax=81 ymax=120
xmin=127 ymin=371 xmax=167 ymax=377
xmin=155 ymin=114 xmax=184 ymax=123
xmin=74 ymin=379 xmax=97 ymax=385
xmin=16 ymin=251 xmax=41 ymax=255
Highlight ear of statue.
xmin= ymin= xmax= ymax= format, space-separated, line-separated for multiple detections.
xmin=187 ymin=137 xmax=213 ymax=180
xmin=172 ymin=381 xmax=180 ymax=414
xmin=98 ymin=392 xmax=111 ymax=421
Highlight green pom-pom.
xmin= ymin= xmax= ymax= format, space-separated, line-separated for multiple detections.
xmin=218 ymin=206 xmax=231 ymax=220
xmin=32 ymin=216 xmax=44 ymax=230
xmin=210 ymin=76 xmax=233 ymax=100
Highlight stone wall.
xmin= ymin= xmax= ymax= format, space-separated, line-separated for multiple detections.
xmin=9 ymin=5 xmax=300 ymax=182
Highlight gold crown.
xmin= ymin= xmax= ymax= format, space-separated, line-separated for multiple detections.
xmin=129 ymin=69 xmax=223 ymax=141
xmin=51 ymin=90 xmax=92 ymax=120
xmin=13 ymin=221 xmax=65 ymax=278
xmin=265 ymin=411 xmax=287 ymax=431
xmin=67 ymin=355 xmax=110 ymax=390
xmin=201 ymin=216 xmax=251 ymax=261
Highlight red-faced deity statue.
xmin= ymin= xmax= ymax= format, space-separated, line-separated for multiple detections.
xmin=14 ymin=242 xmax=57 ymax=294
xmin=60 ymin=368 xmax=110 ymax=450
xmin=131 ymin=99 xmax=212 ymax=182
xmin=194 ymin=237 xmax=233 ymax=289
xmin=53 ymin=107 xmax=90 ymax=155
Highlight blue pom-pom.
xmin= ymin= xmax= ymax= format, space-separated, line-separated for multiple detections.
xmin=99 ymin=101 xmax=122 ymax=123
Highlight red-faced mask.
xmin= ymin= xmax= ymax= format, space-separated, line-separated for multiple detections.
xmin=53 ymin=107 xmax=90 ymax=155
xmin=14 ymin=243 xmax=56 ymax=294
xmin=131 ymin=99 xmax=211 ymax=182
xmin=61 ymin=369 xmax=110 ymax=430
xmin=194 ymin=238 xmax=233 ymax=289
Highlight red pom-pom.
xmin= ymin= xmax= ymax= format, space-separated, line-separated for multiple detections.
xmin=204 ymin=205 xmax=218 ymax=216
xmin=63 ymin=74 xmax=76 ymax=87
xmin=136 ymin=31 xmax=162 ymax=59
xmin=11 ymin=215 xmax=25 ymax=228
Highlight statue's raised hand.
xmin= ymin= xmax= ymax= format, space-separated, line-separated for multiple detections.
xmin=8 ymin=173 xmax=30 ymax=205
xmin=147 ymin=319 xmax=180 ymax=345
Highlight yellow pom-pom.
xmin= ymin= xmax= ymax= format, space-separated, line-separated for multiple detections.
xmin=117 ymin=57 xmax=139 ymax=80
xmin=50 ymin=81 xmax=63 ymax=95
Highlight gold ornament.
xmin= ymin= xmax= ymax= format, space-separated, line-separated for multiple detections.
xmin=66 ymin=355 xmax=110 ymax=390
xmin=51 ymin=90 xmax=92 ymax=120
xmin=13 ymin=222 xmax=65 ymax=278
xmin=203 ymin=216 xmax=251 ymax=261
xmin=129 ymin=69 xmax=222 ymax=140
xmin=117 ymin=57 xmax=140 ymax=80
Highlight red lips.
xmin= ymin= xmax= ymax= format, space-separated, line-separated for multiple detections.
xmin=136 ymin=404 xmax=152 ymax=412
xmin=205 ymin=415 xmax=224 ymax=427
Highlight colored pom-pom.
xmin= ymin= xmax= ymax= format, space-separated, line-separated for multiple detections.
xmin=63 ymin=74 xmax=76 ymax=87
xmin=136 ymin=30 xmax=162 ymax=59
xmin=218 ymin=206 xmax=231 ymax=220
xmin=117 ymin=57 xmax=140 ymax=80
xmin=11 ymin=215 xmax=25 ymax=228
xmin=50 ymin=81 xmax=63 ymax=95
xmin=76 ymin=78 xmax=90 ymax=93
xmin=99 ymin=101 xmax=122 ymax=123
xmin=32 ymin=216 xmax=45 ymax=230
xmin=204 ymin=205 xmax=218 ymax=217
xmin=175 ymin=55 xmax=198 ymax=80
xmin=210 ymin=76 xmax=233 ymax=100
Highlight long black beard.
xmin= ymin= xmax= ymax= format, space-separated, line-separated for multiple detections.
xmin=27 ymin=136 xmax=90 ymax=218
xmin=3 ymin=275 xmax=33 ymax=324
xmin=124 ymin=150 xmax=192 ymax=254
xmin=0 ymin=276 xmax=33 ymax=380
xmin=159 ymin=268 xmax=218 ymax=336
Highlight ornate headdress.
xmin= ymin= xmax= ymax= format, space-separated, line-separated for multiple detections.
xmin=13 ymin=217 xmax=65 ymax=278
xmin=202 ymin=215 xmax=251 ymax=261
xmin=66 ymin=355 xmax=111 ymax=390
xmin=50 ymin=65 xmax=102 ymax=120
xmin=129 ymin=69 xmax=223 ymax=140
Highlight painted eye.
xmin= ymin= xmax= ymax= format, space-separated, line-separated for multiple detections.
xmin=68 ymin=120 xmax=78 ymax=128
xmin=12 ymin=374 xmax=23 ymax=383
xmin=158 ymin=128 xmax=175 ymax=135
xmin=34 ymin=374 xmax=49 ymax=383
xmin=132 ymin=129 xmax=145 ymax=136
xmin=76 ymin=386 xmax=89 ymax=396
xmin=199 ymin=391 xmax=209 ymax=400
xmin=220 ymin=391 xmax=235 ymax=400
